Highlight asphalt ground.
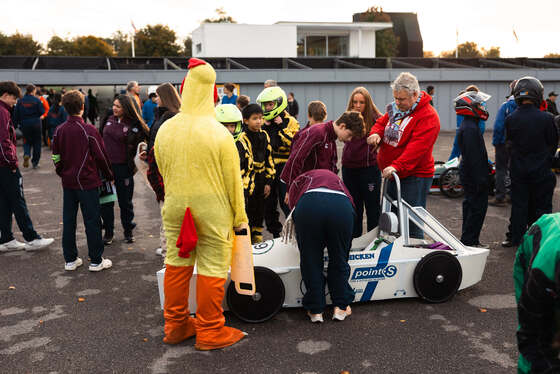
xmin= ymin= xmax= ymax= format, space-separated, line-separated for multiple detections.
xmin=2 ymin=131 xmax=559 ymax=374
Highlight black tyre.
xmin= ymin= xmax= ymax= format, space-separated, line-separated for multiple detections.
xmin=413 ymin=251 xmax=462 ymax=303
xmin=434 ymin=161 xmax=445 ymax=166
xmin=439 ymin=167 xmax=464 ymax=198
xmin=226 ymin=266 xmax=285 ymax=323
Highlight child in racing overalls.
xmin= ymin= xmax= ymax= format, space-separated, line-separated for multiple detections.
xmin=256 ymin=86 xmax=299 ymax=237
xmin=514 ymin=213 xmax=560 ymax=374
xmin=237 ymin=104 xmax=275 ymax=243
xmin=455 ymin=90 xmax=492 ymax=247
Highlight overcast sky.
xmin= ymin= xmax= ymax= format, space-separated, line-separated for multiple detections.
xmin=3 ymin=0 xmax=559 ymax=57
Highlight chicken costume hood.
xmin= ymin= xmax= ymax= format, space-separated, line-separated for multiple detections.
xmin=154 ymin=59 xmax=248 ymax=349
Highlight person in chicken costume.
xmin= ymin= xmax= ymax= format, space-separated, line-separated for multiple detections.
xmin=154 ymin=58 xmax=248 ymax=350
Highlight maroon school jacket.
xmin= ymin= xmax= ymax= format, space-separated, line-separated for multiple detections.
xmin=280 ymin=121 xmax=338 ymax=188
xmin=0 ymin=100 xmax=18 ymax=169
xmin=288 ymin=169 xmax=355 ymax=210
xmin=52 ymin=116 xmax=113 ymax=190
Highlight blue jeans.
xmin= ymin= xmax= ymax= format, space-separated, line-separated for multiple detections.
xmin=0 ymin=167 xmax=40 ymax=243
xmin=21 ymin=122 xmax=42 ymax=166
xmin=62 ymin=188 xmax=104 ymax=264
xmin=448 ymin=129 xmax=461 ymax=161
xmin=293 ymin=192 xmax=355 ymax=314
xmin=100 ymin=163 xmax=135 ymax=234
xmin=342 ymin=165 xmax=382 ymax=237
xmin=387 ymin=176 xmax=432 ymax=239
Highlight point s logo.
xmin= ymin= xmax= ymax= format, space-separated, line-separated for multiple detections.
xmin=350 ymin=244 xmax=396 ymax=281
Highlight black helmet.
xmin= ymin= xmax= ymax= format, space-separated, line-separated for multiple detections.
xmin=454 ymin=91 xmax=491 ymax=120
xmin=513 ymin=76 xmax=544 ymax=105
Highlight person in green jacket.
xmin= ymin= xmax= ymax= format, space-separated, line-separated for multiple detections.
xmin=514 ymin=213 xmax=560 ymax=373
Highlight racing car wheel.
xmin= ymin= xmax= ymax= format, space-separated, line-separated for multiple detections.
xmin=413 ymin=251 xmax=462 ymax=303
xmin=439 ymin=167 xmax=464 ymax=198
xmin=226 ymin=266 xmax=285 ymax=323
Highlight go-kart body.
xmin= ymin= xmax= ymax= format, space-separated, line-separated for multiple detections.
xmin=156 ymin=173 xmax=489 ymax=321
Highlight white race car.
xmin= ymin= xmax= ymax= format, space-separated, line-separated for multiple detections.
xmin=157 ymin=173 xmax=489 ymax=323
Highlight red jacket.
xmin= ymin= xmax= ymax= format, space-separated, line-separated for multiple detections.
xmin=370 ymin=92 xmax=440 ymax=179
xmin=0 ymin=100 xmax=18 ymax=169
xmin=280 ymin=121 xmax=338 ymax=187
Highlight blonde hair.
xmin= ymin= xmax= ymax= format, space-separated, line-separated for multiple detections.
xmin=346 ymin=87 xmax=381 ymax=134
xmin=156 ymin=83 xmax=181 ymax=114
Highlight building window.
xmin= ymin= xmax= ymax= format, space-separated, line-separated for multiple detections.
xmin=196 ymin=43 xmax=202 ymax=54
xmin=328 ymin=35 xmax=349 ymax=57
xmin=306 ymin=36 xmax=326 ymax=57
xmin=297 ymin=36 xmax=305 ymax=57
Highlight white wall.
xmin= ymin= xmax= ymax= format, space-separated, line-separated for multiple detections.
xmin=192 ymin=24 xmax=297 ymax=58
xmin=349 ymin=29 xmax=376 ymax=58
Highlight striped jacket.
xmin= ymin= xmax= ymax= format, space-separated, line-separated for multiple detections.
xmin=236 ymin=129 xmax=275 ymax=197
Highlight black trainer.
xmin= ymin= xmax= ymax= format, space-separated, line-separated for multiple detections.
xmin=124 ymin=230 xmax=135 ymax=243
xmin=103 ymin=232 xmax=114 ymax=245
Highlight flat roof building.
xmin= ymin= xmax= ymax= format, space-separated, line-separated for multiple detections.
xmin=191 ymin=21 xmax=393 ymax=58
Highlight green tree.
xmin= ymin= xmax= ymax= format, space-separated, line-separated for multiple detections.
xmin=105 ymin=31 xmax=131 ymax=56
xmin=134 ymin=24 xmax=181 ymax=56
xmin=361 ymin=6 xmax=399 ymax=57
xmin=544 ymin=52 xmax=560 ymax=58
xmin=457 ymin=41 xmax=481 ymax=58
xmin=482 ymin=46 xmax=500 ymax=58
xmin=183 ymin=36 xmax=192 ymax=56
xmin=203 ymin=7 xmax=236 ymax=23
xmin=0 ymin=32 xmax=42 ymax=55
xmin=74 ymin=36 xmax=114 ymax=56
xmin=47 ymin=36 xmax=76 ymax=55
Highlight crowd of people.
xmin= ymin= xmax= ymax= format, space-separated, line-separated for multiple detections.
xmin=1 ymin=59 xmax=560 ymax=370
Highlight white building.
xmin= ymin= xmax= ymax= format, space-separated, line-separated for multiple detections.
xmin=191 ymin=21 xmax=393 ymax=58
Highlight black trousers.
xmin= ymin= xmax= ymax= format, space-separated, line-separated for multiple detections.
xmin=342 ymin=165 xmax=381 ymax=237
xmin=247 ymin=182 xmax=266 ymax=243
xmin=62 ymin=188 xmax=103 ymax=264
xmin=100 ymin=163 xmax=135 ymax=234
xmin=461 ymin=184 xmax=488 ymax=246
xmin=509 ymin=173 xmax=556 ymax=245
xmin=0 ymin=167 xmax=39 ymax=243
xmin=264 ymin=163 xmax=289 ymax=236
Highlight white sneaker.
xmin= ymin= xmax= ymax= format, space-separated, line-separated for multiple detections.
xmin=0 ymin=239 xmax=27 ymax=252
xmin=25 ymin=238 xmax=54 ymax=251
xmin=65 ymin=257 xmax=83 ymax=271
xmin=89 ymin=258 xmax=112 ymax=272
xmin=332 ymin=306 xmax=352 ymax=321
xmin=307 ymin=311 xmax=324 ymax=323
xmin=155 ymin=247 xmax=166 ymax=257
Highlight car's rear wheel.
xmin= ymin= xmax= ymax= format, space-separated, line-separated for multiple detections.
xmin=413 ymin=251 xmax=462 ymax=303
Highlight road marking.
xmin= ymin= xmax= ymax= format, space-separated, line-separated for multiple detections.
xmin=467 ymin=294 xmax=516 ymax=309
xmin=0 ymin=337 xmax=51 ymax=355
xmin=296 ymin=340 xmax=331 ymax=355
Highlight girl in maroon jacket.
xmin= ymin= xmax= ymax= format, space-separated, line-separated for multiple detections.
xmin=280 ymin=111 xmax=365 ymax=206
xmin=341 ymin=87 xmax=383 ymax=238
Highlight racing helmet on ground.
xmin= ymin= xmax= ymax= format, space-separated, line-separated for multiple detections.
xmin=513 ymin=76 xmax=544 ymax=105
xmin=215 ymin=104 xmax=243 ymax=139
xmin=256 ymin=86 xmax=288 ymax=121
xmin=454 ymin=91 xmax=491 ymax=121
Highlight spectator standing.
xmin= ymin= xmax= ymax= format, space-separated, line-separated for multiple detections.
xmin=546 ymin=91 xmax=558 ymax=116
xmin=489 ymin=81 xmax=517 ymax=206
xmin=455 ymin=90 xmax=492 ymax=247
xmin=220 ymin=83 xmax=238 ymax=105
xmin=46 ymin=93 xmax=67 ymax=146
xmin=367 ymin=72 xmax=440 ymax=239
xmin=287 ymin=92 xmax=299 ymax=119
xmin=426 ymin=85 xmax=435 ymax=106
xmin=264 ymin=79 xmax=277 ymax=88
xmin=0 ymin=81 xmax=54 ymax=252
xmin=448 ymin=85 xmax=486 ymax=161
xmin=36 ymin=88 xmax=50 ymax=146
xmin=342 ymin=87 xmax=383 ymax=237
xmin=99 ymin=95 xmax=148 ymax=244
xmin=502 ymin=77 xmax=558 ymax=248
xmin=126 ymin=81 xmax=142 ymax=112
xmin=142 ymin=90 xmax=158 ymax=128
xmin=13 ymin=84 xmax=45 ymax=169
xmin=146 ymin=82 xmax=182 ymax=257
xmin=236 ymin=95 xmax=250 ymax=112
xmin=87 ymin=89 xmax=99 ymax=125
xmin=52 ymin=90 xmax=113 ymax=271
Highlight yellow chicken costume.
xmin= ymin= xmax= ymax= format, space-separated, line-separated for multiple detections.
xmin=154 ymin=58 xmax=248 ymax=349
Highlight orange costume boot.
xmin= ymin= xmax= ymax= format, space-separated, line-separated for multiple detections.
xmin=163 ymin=265 xmax=197 ymax=344
xmin=194 ymin=274 xmax=246 ymax=350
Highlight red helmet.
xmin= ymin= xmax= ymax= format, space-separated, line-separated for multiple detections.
xmin=454 ymin=91 xmax=491 ymax=121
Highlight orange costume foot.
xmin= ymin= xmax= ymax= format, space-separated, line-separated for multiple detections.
xmin=163 ymin=265 xmax=197 ymax=344
xmin=194 ymin=274 xmax=246 ymax=351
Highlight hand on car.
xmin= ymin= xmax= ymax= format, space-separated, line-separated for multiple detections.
xmin=382 ymin=166 xmax=397 ymax=179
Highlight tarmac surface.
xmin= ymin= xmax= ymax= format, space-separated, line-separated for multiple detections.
xmin=1 ymin=131 xmax=559 ymax=374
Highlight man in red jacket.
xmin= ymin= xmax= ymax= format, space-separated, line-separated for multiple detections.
xmin=367 ymin=72 xmax=440 ymax=238
xmin=52 ymin=90 xmax=114 ymax=272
